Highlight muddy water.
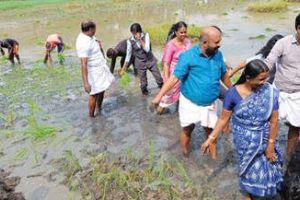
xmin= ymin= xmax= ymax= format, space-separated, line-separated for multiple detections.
xmin=0 ymin=0 xmax=300 ymax=199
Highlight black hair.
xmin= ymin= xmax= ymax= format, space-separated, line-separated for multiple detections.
xmin=211 ymin=25 xmax=222 ymax=34
xmin=235 ymin=59 xmax=269 ymax=85
xmin=296 ymin=13 xmax=300 ymax=30
xmin=130 ymin=23 xmax=142 ymax=33
xmin=106 ymin=48 xmax=116 ymax=58
xmin=256 ymin=34 xmax=283 ymax=58
xmin=166 ymin=21 xmax=188 ymax=43
xmin=81 ymin=20 xmax=96 ymax=32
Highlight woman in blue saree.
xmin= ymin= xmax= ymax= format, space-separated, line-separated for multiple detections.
xmin=201 ymin=59 xmax=283 ymax=199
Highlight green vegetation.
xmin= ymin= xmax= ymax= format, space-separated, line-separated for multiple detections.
xmin=25 ymin=114 xmax=58 ymax=140
xmin=265 ymin=27 xmax=276 ymax=32
xmin=249 ymin=34 xmax=267 ymax=40
xmin=146 ymin=24 xmax=201 ymax=46
xmin=248 ymin=0 xmax=288 ymax=12
xmin=14 ymin=148 xmax=29 ymax=160
xmin=57 ymin=53 xmax=65 ymax=64
xmin=119 ymin=72 xmax=132 ymax=88
xmin=56 ymin=147 xmax=201 ymax=200
xmin=0 ymin=0 xmax=73 ymax=11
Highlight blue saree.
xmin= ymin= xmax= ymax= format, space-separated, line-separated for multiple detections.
xmin=230 ymin=83 xmax=283 ymax=197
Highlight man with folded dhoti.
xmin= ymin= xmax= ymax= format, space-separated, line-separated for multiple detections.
xmin=152 ymin=26 xmax=231 ymax=158
xmin=76 ymin=20 xmax=114 ymax=117
xmin=265 ymin=13 xmax=300 ymax=155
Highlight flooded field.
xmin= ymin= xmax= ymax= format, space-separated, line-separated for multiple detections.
xmin=0 ymin=0 xmax=300 ymax=199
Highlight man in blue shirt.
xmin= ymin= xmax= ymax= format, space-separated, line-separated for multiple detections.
xmin=152 ymin=26 xmax=231 ymax=158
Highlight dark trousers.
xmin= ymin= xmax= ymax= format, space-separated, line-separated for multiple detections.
xmin=137 ymin=62 xmax=163 ymax=92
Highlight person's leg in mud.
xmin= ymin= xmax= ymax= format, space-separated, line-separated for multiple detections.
xmin=180 ymin=124 xmax=195 ymax=156
xmin=8 ymin=48 xmax=15 ymax=65
xmin=44 ymin=43 xmax=53 ymax=64
xmin=203 ymin=127 xmax=217 ymax=160
xmin=287 ymin=124 xmax=300 ymax=155
xmin=95 ymin=91 xmax=105 ymax=116
xmin=13 ymin=44 xmax=20 ymax=64
xmin=137 ymin=67 xmax=148 ymax=95
xmin=88 ymin=94 xmax=97 ymax=117
xmin=148 ymin=63 xmax=163 ymax=88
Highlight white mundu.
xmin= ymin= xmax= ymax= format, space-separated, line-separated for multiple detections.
xmin=76 ymin=32 xmax=114 ymax=95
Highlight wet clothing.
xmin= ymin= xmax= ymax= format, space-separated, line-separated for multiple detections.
xmin=223 ymin=83 xmax=283 ymax=197
xmin=173 ymin=45 xmax=227 ymax=106
xmin=179 ymin=93 xmax=220 ymax=128
xmin=159 ymin=38 xmax=191 ymax=108
xmin=125 ymin=32 xmax=163 ymax=92
xmin=46 ymin=34 xmax=64 ymax=52
xmin=76 ymin=32 xmax=114 ymax=95
xmin=110 ymin=39 xmax=135 ymax=73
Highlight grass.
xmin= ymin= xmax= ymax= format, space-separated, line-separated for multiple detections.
xmin=24 ymin=114 xmax=58 ymax=140
xmin=248 ymin=0 xmax=288 ymax=12
xmin=146 ymin=24 xmax=202 ymax=46
xmin=53 ymin=144 xmax=202 ymax=199
xmin=119 ymin=72 xmax=132 ymax=88
xmin=0 ymin=0 xmax=73 ymax=11
xmin=249 ymin=34 xmax=267 ymax=40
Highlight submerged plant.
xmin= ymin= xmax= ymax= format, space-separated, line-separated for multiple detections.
xmin=25 ymin=114 xmax=58 ymax=140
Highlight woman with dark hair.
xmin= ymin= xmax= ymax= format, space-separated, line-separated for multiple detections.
xmin=156 ymin=21 xmax=191 ymax=114
xmin=229 ymin=34 xmax=283 ymax=84
xmin=201 ymin=59 xmax=283 ymax=200
xmin=120 ymin=23 xmax=163 ymax=95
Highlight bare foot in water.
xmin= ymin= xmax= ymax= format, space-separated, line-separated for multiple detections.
xmin=180 ymin=132 xmax=190 ymax=156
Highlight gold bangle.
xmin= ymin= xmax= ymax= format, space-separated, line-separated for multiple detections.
xmin=209 ymin=135 xmax=216 ymax=140
xmin=268 ymin=139 xmax=275 ymax=143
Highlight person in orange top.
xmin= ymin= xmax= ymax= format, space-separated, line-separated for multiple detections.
xmin=44 ymin=33 xmax=64 ymax=64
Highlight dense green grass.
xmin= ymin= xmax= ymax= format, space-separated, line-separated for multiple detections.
xmin=146 ymin=24 xmax=202 ymax=46
xmin=248 ymin=0 xmax=288 ymax=12
xmin=0 ymin=0 xmax=73 ymax=11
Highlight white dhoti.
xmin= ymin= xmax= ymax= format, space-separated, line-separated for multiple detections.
xmin=178 ymin=93 xmax=220 ymax=128
xmin=88 ymin=65 xmax=114 ymax=95
xmin=278 ymin=91 xmax=300 ymax=127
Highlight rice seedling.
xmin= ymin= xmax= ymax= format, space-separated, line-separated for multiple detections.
xmin=248 ymin=0 xmax=288 ymax=13
xmin=119 ymin=72 xmax=132 ymax=88
xmin=55 ymin=141 xmax=201 ymax=199
xmin=24 ymin=114 xmax=58 ymax=141
xmin=13 ymin=147 xmax=29 ymax=160
xmin=265 ymin=27 xmax=276 ymax=32
xmin=57 ymin=53 xmax=65 ymax=64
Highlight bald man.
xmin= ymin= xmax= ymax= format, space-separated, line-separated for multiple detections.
xmin=152 ymin=26 xmax=231 ymax=158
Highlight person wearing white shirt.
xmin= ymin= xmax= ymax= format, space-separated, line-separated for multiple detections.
xmin=76 ymin=20 xmax=114 ymax=117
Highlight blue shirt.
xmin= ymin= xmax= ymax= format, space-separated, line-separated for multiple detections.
xmin=173 ymin=45 xmax=227 ymax=106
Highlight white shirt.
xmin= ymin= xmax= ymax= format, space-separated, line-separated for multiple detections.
xmin=124 ymin=32 xmax=150 ymax=63
xmin=76 ymin=32 xmax=107 ymax=68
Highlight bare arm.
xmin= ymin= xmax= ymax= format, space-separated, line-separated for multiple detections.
xmin=80 ymin=57 xmax=91 ymax=93
xmin=163 ymin=62 xmax=171 ymax=79
xmin=228 ymin=61 xmax=246 ymax=78
xmin=152 ymin=75 xmax=179 ymax=104
xmin=221 ymin=72 xmax=232 ymax=88
xmin=201 ymin=109 xmax=232 ymax=154
xmin=265 ymin=110 xmax=279 ymax=162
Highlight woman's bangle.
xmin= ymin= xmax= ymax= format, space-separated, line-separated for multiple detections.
xmin=209 ymin=135 xmax=216 ymax=141
xmin=268 ymin=139 xmax=275 ymax=143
